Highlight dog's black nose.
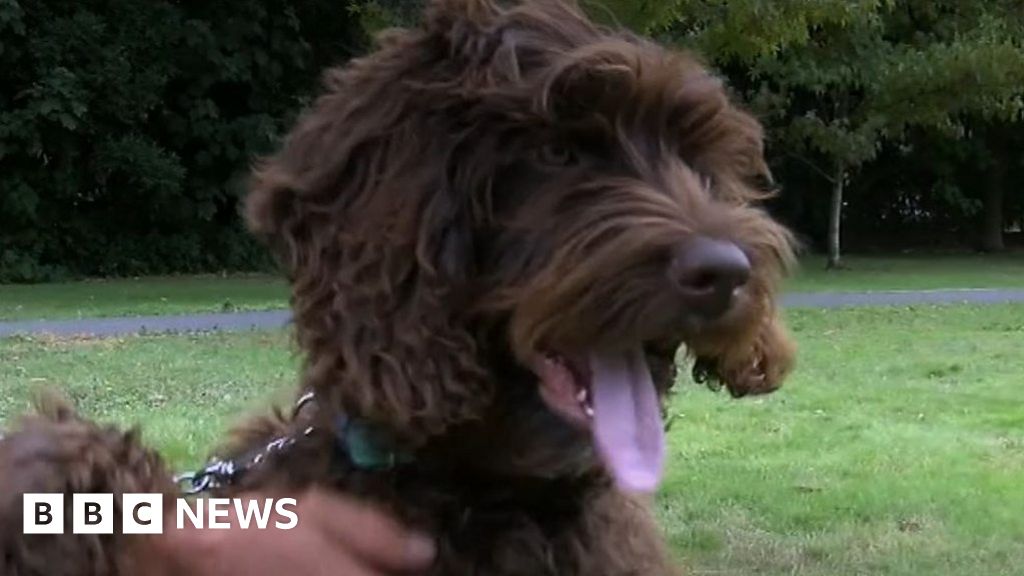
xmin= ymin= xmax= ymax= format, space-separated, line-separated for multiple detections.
xmin=671 ymin=237 xmax=751 ymax=318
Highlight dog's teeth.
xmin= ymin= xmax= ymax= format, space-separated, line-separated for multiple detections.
xmin=576 ymin=388 xmax=594 ymax=418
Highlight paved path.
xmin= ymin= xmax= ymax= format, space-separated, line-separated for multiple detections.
xmin=1 ymin=289 xmax=1023 ymax=338
xmin=781 ymin=288 xmax=1024 ymax=309
xmin=0 ymin=310 xmax=292 ymax=339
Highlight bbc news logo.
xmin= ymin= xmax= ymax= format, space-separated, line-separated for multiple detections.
xmin=23 ymin=494 xmax=298 ymax=534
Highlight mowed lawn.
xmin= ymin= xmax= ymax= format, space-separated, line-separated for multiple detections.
xmin=661 ymin=304 xmax=1024 ymax=575
xmin=0 ymin=330 xmax=298 ymax=467
xmin=0 ymin=274 xmax=287 ymax=321
xmin=1 ymin=304 xmax=1023 ymax=575
xmin=791 ymin=253 xmax=1024 ymax=293
xmin=1 ymin=253 xmax=1022 ymax=321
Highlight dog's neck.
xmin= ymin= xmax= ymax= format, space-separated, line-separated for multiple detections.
xmin=414 ymin=379 xmax=599 ymax=481
xmin=332 ymin=412 xmax=416 ymax=470
xmin=316 ymin=361 xmax=599 ymax=481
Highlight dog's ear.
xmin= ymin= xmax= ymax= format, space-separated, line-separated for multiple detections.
xmin=246 ymin=24 xmax=491 ymax=443
xmin=419 ymin=185 xmax=475 ymax=281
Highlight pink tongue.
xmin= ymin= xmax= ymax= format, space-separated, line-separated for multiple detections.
xmin=589 ymin=347 xmax=666 ymax=493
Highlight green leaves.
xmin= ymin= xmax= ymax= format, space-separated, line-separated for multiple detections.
xmin=20 ymin=67 xmax=88 ymax=131
xmin=871 ymin=37 xmax=1024 ymax=128
xmin=348 ymin=0 xmax=424 ymax=33
xmin=0 ymin=0 xmax=364 ymax=281
xmin=616 ymin=0 xmax=1024 ymax=170
xmin=0 ymin=0 xmax=25 ymax=57
xmin=669 ymin=1 xmax=1021 ymax=172
xmin=599 ymin=0 xmax=1024 ymax=257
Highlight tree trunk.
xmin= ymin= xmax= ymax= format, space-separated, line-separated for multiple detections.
xmin=826 ymin=163 xmax=845 ymax=269
xmin=980 ymin=147 xmax=1007 ymax=252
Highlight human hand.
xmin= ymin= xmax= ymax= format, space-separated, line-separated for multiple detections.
xmin=151 ymin=489 xmax=435 ymax=576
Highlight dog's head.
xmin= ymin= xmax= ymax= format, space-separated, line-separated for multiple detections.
xmin=247 ymin=0 xmax=795 ymax=491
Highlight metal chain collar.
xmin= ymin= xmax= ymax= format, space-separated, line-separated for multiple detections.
xmin=174 ymin=392 xmax=317 ymax=496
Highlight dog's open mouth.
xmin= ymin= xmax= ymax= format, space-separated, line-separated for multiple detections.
xmin=529 ymin=346 xmax=665 ymax=493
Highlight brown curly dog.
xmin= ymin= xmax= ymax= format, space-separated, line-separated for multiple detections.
xmin=0 ymin=0 xmax=796 ymax=574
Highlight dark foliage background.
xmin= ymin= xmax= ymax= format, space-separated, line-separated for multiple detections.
xmin=0 ymin=0 xmax=363 ymax=281
xmin=1 ymin=0 xmax=1021 ymax=281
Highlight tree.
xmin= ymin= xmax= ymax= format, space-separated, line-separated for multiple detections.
xmin=0 ymin=0 xmax=364 ymax=281
xmin=601 ymin=0 xmax=1024 ymax=266
xmin=349 ymin=0 xmax=425 ymax=32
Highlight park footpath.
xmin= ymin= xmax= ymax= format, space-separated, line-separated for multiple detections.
xmin=1 ymin=288 xmax=1024 ymax=339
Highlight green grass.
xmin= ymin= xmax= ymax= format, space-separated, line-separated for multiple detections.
xmin=1 ymin=254 xmax=1022 ymax=321
xmin=0 ymin=274 xmax=288 ymax=321
xmin=2 ymin=304 xmax=1023 ymax=574
xmin=788 ymin=253 xmax=1024 ymax=293
xmin=661 ymin=304 xmax=1024 ymax=575
xmin=0 ymin=331 xmax=298 ymax=467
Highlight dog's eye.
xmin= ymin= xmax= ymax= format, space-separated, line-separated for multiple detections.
xmin=536 ymin=142 xmax=578 ymax=167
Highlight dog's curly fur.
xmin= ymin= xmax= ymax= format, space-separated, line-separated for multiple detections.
xmin=0 ymin=1 xmax=796 ymax=574
xmin=0 ymin=395 xmax=176 ymax=575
